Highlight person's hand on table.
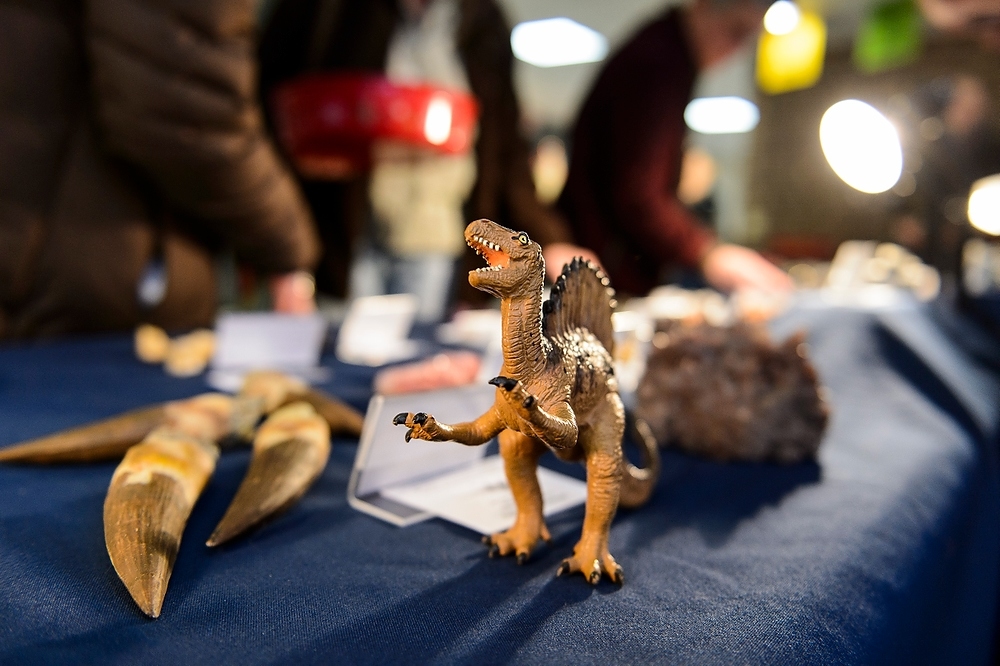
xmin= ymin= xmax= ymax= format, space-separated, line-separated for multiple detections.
xmin=542 ymin=243 xmax=604 ymax=283
xmin=701 ymin=243 xmax=793 ymax=293
xmin=269 ymin=271 xmax=317 ymax=314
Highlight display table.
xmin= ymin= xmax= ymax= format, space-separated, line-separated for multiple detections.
xmin=1 ymin=303 xmax=998 ymax=664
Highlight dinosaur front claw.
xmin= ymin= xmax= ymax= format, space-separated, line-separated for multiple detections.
xmin=207 ymin=403 xmax=330 ymax=547
xmin=392 ymin=412 xmax=444 ymax=441
xmin=488 ymin=376 xmax=518 ymax=391
xmin=490 ymin=377 xmax=540 ymax=419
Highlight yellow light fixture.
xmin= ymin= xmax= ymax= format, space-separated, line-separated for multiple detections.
xmin=756 ymin=7 xmax=827 ymax=95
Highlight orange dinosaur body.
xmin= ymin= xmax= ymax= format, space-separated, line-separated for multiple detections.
xmin=395 ymin=219 xmax=659 ymax=584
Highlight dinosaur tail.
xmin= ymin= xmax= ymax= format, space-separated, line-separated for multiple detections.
xmin=619 ymin=416 xmax=661 ymax=509
xmin=542 ymin=257 xmax=616 ymax=354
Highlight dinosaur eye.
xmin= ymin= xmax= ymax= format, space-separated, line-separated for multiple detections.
xmin=515 ymin=232 xmax=530 ymax=246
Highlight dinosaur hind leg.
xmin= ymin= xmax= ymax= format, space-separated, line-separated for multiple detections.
xmin=557 ymin=394 xmax=625 ymax=584
xmin=484 ymin=429 xmax=550 ymax=564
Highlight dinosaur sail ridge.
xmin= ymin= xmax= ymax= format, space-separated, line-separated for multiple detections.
xmin=542 ymin=257 xmax=617 ymax=352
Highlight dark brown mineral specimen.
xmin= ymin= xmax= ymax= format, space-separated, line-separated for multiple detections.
xmin=636 ymin=323 xmax=828 ymax=463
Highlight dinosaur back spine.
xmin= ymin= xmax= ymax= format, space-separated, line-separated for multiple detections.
xmin=542 ymin=258 xmax=617 ymax=353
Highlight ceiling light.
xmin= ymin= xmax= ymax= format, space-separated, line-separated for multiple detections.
xmin=764 ymin=1 xmax=801 ymax=35
xmin=683 ymin=97 xmax=760 ymax=134
xmin=820 ymin=100 xmax=902 ymax=194
xmin=511 ymin=18 xmax=608 ymax=68
xmin=968 ymin=174 xmax=1000 ymax=235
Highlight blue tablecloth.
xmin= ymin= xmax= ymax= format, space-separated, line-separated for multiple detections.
xmin=1 ymin=304 xmax=999 ymax=665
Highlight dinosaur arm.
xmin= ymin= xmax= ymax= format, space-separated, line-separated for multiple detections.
xmin=393 ymin=407 xmax=504 ymax=447
xmin=489 ymin=377 xmax=578 ymax=450
xmin=526 ymin=400 xmax=579 ymax=450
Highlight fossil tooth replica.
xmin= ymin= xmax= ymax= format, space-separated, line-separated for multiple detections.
xmin=0 ymin=405 xmax=166 ymax=464
xmin=104 ymin=431 xmax=219 ymax=618
xmin=240 ymin=370 xmax=364 ymax=437
xmin=1 ymin=369 xmax=363 ymax=618
xmin=104 ymin=394 xmax=231 ymax=618
xmin=0 ymin=372 xmax=360 ymax=464
xmin=207 ymin=402 xmax=331 ymax=547
xmin=394 ymin=219 xmax=660 ymax=585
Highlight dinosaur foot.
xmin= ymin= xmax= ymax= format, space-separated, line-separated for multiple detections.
xmin=488 ymin=376 xmax=538 ymax=415
xmin=391 ymin=412 xmax=444 ymax=442
xmin=482 ymin=522 xmax=552 ymax=564
xmin=483 ymin=523 xmax=552 ymax=564
xmin=555 ymin=545 xmax=624 ymax=585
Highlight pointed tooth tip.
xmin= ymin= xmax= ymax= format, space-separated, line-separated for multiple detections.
xmin=205 ymin=531 xmax=226 ymax=548
xmin=120 ymin=571 xmax=167 ymax=618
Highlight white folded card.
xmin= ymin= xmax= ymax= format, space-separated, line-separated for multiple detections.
xmin=337 ymin=294 xmax=422 ymax=366
xmin=348 ymin=384 xmax=587 ymax=533
xmin=207 ymin=312 xmax=328 ymax=392
xmin=382 ymin=456 xmax=588 ymax=535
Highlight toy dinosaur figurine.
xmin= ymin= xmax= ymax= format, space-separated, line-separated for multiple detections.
xmin=394 ymin=219 xmax=660 ymax=585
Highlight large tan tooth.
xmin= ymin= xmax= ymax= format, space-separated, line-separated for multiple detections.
xmin=104 ymin=429 xmax=219 ymax=618
xmin=295 ymin=388 xmax=363 ymax=437
xmin=207 ymin=403 xmax=330 ymax=547
xmin=240 ymin=370 xmax=363 ymax=437
xmin=0 ymin=405 xmax=165 ymax=464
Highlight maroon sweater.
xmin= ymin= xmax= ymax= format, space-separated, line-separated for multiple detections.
xmin=558 ymin=10 xmax=715 ymax=296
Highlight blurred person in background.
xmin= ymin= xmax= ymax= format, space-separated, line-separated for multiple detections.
xmin=260 ymin=0 xmax=568 ymax=322
xmin=553 ymin=0 xmax=793 ymax=297
xmin=898 ymin=75 xmax=1000 ymax=275
xmin=0 ymin=0 xmax=320 ymax=339
xmin=919 ymin=0 xmax=1000 ymax=52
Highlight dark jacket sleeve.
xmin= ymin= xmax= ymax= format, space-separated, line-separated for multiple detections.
xmin=606 ymin=70 xmax=715 ymax=269
xmin=84 ymin=0 xmax=321 ymax=274
xmin=459 ymin=0 xmax=572 ymax=247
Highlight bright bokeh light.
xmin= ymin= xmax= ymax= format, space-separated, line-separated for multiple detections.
xmin=968 ymin=175 xmax=1000 ymax=235
xmin=684 ymin=97 xmax=760 ymax=134
xmin=424 ymin=97 xmax=452 ymax=146
xmin=511 ymin=18 xmax=608 ymax=68
xmin=764 ymin=1 xmax=801 ymax=35
xmin=820 ymin=100 xmax=902 ymax=194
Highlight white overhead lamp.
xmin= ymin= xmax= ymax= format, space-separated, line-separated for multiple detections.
xmin=683 ymin=97 xmax=760 ymax=135
xmin=511 ymin=18 xmax=608 ymax=68
xmin=764 ymin=1 xmax=801 ymax=36
xmin=968 ymin=175 xmax=1000 ymax=236
xmin=820 ymin=100 xmax=903 ymax=194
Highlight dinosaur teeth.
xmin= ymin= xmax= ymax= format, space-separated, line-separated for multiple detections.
xmin=104 ymin=429 xmax=219 ymax=618
xmin=207 ymin=402 xmax=330 ymax=547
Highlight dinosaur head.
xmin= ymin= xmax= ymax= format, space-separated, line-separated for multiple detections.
xmin=465 ymin=219 xmax=543 ymax=299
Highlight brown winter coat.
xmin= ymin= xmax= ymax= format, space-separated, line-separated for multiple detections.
xmin=258 ymin=0 xmax=570 ymax=297
xmin=0 ymin=0 xmax=320 ymax=338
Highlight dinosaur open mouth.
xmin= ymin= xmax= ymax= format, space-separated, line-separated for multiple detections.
xmin=467 ymin=234 xmax=510 ymax=272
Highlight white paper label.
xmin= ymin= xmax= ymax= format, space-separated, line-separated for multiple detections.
xmin=212 ymin=312 xmax=327 ymax=371
xmin=337 ymin=294 xmax=421 ymax=366
xmin=381 ymin=456 xmax=587 ymax=535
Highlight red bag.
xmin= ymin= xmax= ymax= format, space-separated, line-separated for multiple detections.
xmin=272 ymin=73 xmax=480 ymax=179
